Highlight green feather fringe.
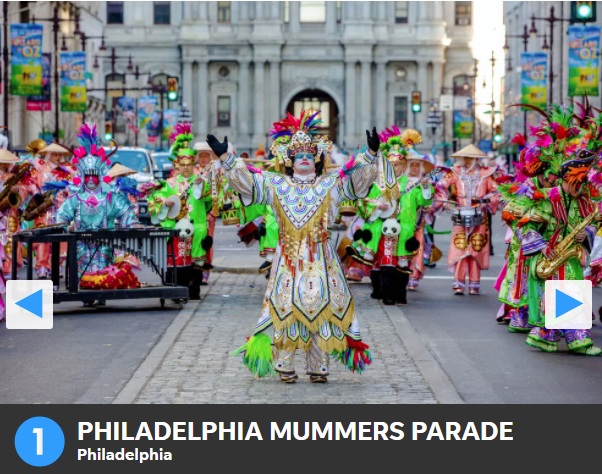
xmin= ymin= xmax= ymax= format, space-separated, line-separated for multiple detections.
xmin=231 ymin=333 xmax=274 ymax=378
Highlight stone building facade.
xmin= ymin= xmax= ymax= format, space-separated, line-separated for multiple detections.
xmin=100 ymin=1 xmax=475 ymax=153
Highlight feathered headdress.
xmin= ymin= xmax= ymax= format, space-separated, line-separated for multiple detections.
xmin=69 ymin=123 xmax=116 ymax=191
xmin=269 ymin=110 xmax=333 ymax=171
xmin=170 ymin=122 xmax=195 ymax=165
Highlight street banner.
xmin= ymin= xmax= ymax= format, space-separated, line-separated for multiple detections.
xmin=26 ymin=53 xmax=51 ymax=111
xmin=453 ymin=110 xmax=473 ymax=139
xmin=568 ymin=25 xmax=600 ymax=97
xmin=60 ymin=51 xmax=87 ymax=112
xmin=162 ymin=109 xmax=179 ymax=140
xmin=146 ymin=112 xmax=161 ymax=142
xmin=521 ymin=52 xmax=547 ymax=109
xmin=10 ymin=24 xmax=43 ymax=96
xmin=117 ymin=96 xmax=136 ymax=125
xmin=138 ymin=96 xmax=158 ymax=128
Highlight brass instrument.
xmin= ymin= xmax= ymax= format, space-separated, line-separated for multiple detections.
xmin=0 ymin=162 xmax=31 ymax=212
xmin=535 ymin=207 xmax=600 ymax=279
xmin=23 ymin=191 xmax=55 ymax=221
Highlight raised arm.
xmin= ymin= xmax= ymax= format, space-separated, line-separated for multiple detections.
xmin=207 ymin=134 xmax=271 ymax=206
xmin=338 ymin=128 xmax=382 ymax=202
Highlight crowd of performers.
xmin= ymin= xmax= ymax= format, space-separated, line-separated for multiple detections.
xmin=3 ymin=103 xmax=602 ymax=383
xmin=495 ymin=102 xmax=602 ymax=356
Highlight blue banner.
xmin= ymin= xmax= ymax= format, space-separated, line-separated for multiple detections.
xmin=521 ymin=52 xmax=547 ymax=109
xmin=60 ymin=52 xmax=87 ymax=112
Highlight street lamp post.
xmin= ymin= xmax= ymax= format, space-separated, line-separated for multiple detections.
xmin=530 ymin=6 xmax=572 ymax=105
xmin=490 ymin=51 xmax=496 ymax=149
xmin=31 ymin=4 xmax=81 ymax=141
xmin=504 ymin=24 xmax=549 ymax=138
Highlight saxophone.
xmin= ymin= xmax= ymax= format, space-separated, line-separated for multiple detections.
xmin=535 ymin=207 xmax=600 ymax=279
xmin=0 ymin=162 xmax=31 ymax=213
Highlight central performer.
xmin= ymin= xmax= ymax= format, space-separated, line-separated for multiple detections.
xmin=207 ymin=112 xmax=390 ymax=383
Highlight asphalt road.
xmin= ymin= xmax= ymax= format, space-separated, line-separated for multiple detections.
xmin=1 ymin=215 xmax=602 ymax=404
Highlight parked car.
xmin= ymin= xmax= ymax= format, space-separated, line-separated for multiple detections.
xmin=104 ymin=147 xmax=157 ymax=224
xmin=151 ymin=152 xmax=173 ymax=179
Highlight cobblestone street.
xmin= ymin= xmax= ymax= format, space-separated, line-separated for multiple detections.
xmin=134 ymin=273 xmax=436 ymax=404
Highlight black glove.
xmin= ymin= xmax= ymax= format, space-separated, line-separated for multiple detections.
xmin=222 ymin=203 xmax=232 ymax=211
xmin=201 ymin=235 xmax=214 ymax=251
xmin=366 ymin=127 xmax=380 ymax=154
xmin=206 ymin=134 xmax=229 ymax=157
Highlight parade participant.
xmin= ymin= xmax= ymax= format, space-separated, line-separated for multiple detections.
xmin=436 ymin=144 xmax=499 ymax=295
xmin=347 ymin=129 xmax=432 ymax=305
xmin=55 ymin=125 xmax=140 ymax=288
xmin=148 ymin=123 xmax=213 ymax=300
xmin=496 ymin=140 xmax=557 ymax=332
xmin=520 ymin=152 xmax=601 ymax=355
xmin=27 ymin=141 xmax=73 ymax=278
xmin=404 ymin=148 xmax=437 ymax=291
xmin=208 ymin=111 xmax=385 ymax=383
xmin=0 ymin=150 xmax=33 ymax=278
xmin=0 ymin=149 xmax=26 ymax=318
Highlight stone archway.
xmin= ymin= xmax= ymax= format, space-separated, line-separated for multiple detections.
xmin=284 ymin=88 xmax=340 ymax=144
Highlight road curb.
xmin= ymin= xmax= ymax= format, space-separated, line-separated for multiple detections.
xmin=213 ymin=266 xmax=259 ymax=274
xmin=382 ymin=303 xmax=465 ymax=404
xmin=112 ymin=291 xmax=208 ymax=404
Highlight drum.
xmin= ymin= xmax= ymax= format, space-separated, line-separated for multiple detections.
xmin=339 ymin=201 xmax=357 ymax=217
xmin=222 ymin=209 xmax=240 ymax=226
xmin=452 ymin=208 xmax=483 ymax=227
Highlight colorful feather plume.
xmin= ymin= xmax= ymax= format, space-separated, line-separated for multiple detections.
xmin=331 ymin=337 xmax=373 ymax=374
xmin=42 ymin=180 xmax=69 ymax=193
xmin=77 ymin=123 xmax=100 ymax=153
xmin=270 ymin=110 xmax=323 ymax=141
xmin=230 ymin=333 xmax=274 ymax=378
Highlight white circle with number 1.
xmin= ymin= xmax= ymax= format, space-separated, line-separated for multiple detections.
xmin=14 ymin=417 xmax=65 ymax=466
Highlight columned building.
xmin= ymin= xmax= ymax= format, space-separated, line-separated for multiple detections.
xmin=99 ymin=1 xmax=476 ymax=153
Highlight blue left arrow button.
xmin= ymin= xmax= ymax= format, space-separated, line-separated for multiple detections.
xmin=15 ymin=289 xmax=44 ymax=318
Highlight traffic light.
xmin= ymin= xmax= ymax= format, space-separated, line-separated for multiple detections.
xmin=494 ymin=125 xmax=502 ymax=143
xmin=104 ymin=121 xmax=113 ymax=141
xmin=412 ymin=91 xmax=422 ymax=113
xmin=571 ymin=1 xmax=596 ymax=23
xmin=167 ymin=77 xmax=179 ymax=101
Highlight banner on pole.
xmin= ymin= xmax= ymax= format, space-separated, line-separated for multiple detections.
xmin=521 ymin=52 xmax=548 ymax=109
xmin=10 ymin=24 xmax=43 ymax=96
xmin=27 ymin=53 xmax=51 ymax=111
xmin=162 ymin=110 xmax=179 ymax=140
xmin=453 ymin=110 xmax=473 ymax=139
xmin=60 ymin=51 xmax=87 ymax=112
xmin=138 ymin=96 xmax=158 ymax=129
xmin=117 ymin=96 xmax=136 ymax=125
xmin=568 ymin=25 xmax=601 ymax=97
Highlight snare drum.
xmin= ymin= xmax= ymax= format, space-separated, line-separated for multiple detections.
xmin=452 ymin=208 xmax=483 ymax=227
xmin=339 ymin=201 xmax=357 ymax=217
xmin=221 ymin=209 xmax=241 ymax=226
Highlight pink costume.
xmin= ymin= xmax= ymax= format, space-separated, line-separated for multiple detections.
xmin=436 ymin=164 xmax=499 ymax=294
xmin=0 ymin=168 xmax=35 ymax=278
xmin=30 ymin=157 xmax=71 ymax=278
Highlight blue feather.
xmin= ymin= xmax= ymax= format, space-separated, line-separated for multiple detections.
xmin=42 ymin=180 xmax=69 ymax=193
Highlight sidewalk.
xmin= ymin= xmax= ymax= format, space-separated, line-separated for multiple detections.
xmin=121 ymin=272 xmax=441 ymax=404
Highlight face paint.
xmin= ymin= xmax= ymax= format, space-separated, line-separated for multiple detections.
xmin=293 ymin=153 xmax=315 ymax=173
xmin=85 ymin=175 xmax=100 ymax=190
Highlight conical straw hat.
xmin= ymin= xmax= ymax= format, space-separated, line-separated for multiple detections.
xmin=0 ymin=149 xmax=20 ymax=163
xmin=451 ymin=144 xmax=487 ymax=159
xmin=108 ymin=163 xmax=137 ymax=178
xmin=38 ymin=142 xmax=71 ymax=156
